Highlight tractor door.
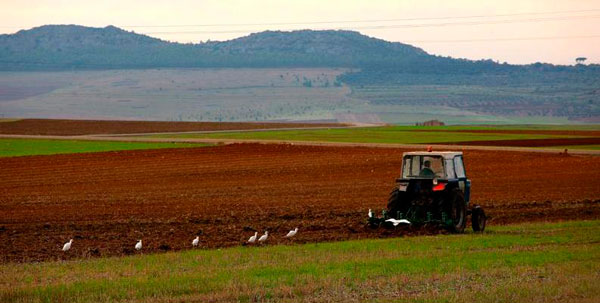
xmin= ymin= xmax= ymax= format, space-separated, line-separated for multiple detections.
xmin=453 ymin=156 xmax=470 ymax=203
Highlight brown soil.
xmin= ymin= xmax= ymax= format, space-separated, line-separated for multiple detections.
xmin=0 ymin=119 xmax=343 ymax=136
xmin=1 ymin=144 xmax=599 ymax=263
xmin=444 ymin=137 xmax=600 ymax=147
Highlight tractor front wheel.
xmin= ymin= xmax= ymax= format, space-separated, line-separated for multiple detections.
xmin=448 ymin=190 xmax=466 ymax=233
xmin=472 ymin=206 xmax=486 ymax=232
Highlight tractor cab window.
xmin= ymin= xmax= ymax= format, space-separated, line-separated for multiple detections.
xmin=454 ymin=156 xmax=466 ymax=178
xmin=402 ymin=155 xmax=445 ymax=179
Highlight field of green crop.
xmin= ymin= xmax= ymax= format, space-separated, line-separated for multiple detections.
xmin=0 ymin=138 xmax=208 ymax=157
xmin=1 ymin=220 xmax=598 ymax=302
xmin=147 ymin=125 xmax=588 ymax=145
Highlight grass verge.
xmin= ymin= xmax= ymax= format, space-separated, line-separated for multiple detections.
xmin=1 ymin=220 xmax=599 ymax=302
xmin=0 ymin=138 xmax=209 ymax=157
xmin=146 ymin=126 xmax=589 ymax=145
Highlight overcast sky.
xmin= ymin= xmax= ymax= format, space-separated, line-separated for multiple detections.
xmin=1 ymin=0 xmax=599 ymax=65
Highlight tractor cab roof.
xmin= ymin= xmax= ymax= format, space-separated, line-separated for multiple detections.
xmin=402 ymin=151 xmax=463 ymax=160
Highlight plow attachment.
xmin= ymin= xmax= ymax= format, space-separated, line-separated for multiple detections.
xmin=368 ymin=209 xmax=455 ymax=229
xmin=367 ymin=206 xmax=486 ymax=232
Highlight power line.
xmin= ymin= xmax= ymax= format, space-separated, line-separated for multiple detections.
xmin=142 ymin=14 xmax=600 ymax=35
xmin=405 ymin=34 xmax=600 ymax=43
xmin=122 ymin=8 xmax=600 ymax=28
xmin=1 ymin=8 xmax=600 ymax=29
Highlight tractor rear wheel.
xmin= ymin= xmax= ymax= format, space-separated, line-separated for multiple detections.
xmin=472 ymin=206 xmax=486 ymax=232
xmin=387 ymin=188 xmax=409 ymax=219
xmin=448 ymin=190 xmax=466 ymax=233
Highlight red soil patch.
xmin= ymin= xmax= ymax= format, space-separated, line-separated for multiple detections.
xmin=444 ymin=137 xmax=600 ymax=147
xmin=0 ymin=119 xmax=343 ymax=136
xmin=1 ymin=144 xmax=599 ymax=263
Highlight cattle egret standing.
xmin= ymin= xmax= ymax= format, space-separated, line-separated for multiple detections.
xmin=135 ymin=240 xmax=142 ymax=251
xmin=385 ymin=218 xmax=411 ymax=226
xmin=248 ymin=232 xmax=258 ymax=243
xmin=62 ymin=239 xmax=73 ymax=252
xmin=258 ymin=231 xmax=268 ymax=242
xmin=368 ymin=209 xmax=373 ymax=218
xmin=285 ymin=228 xmax=298 ymax=238
xmin=192 ymin=236 xmax=199 ymax=247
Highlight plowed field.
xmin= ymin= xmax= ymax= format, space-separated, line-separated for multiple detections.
xmin=1 ymin=144 xmax=599 ymax=263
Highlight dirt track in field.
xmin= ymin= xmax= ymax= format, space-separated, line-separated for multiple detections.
xmin=1 ymin=144 xmax=599 ymax=263
xmin=443 ymin=137 xmax=600 ymax=147
xmin=418 ymin=128 xmax=600 ymax=137
xmin=0 ymin=119 xmax=343 ymax=136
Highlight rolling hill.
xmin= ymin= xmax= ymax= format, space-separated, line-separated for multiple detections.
xmin=0 ymin=25 xmax=598 ymax=122
xmin=1 ymin=24 xmax=598 ymax=82
xmin=0 ymin=25 xmax=429 ymax=70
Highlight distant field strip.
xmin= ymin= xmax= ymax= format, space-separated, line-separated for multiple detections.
xmin=445 ymin=137 xmax=600 ymax=147
xmin=0 ymin=138 xmax=208 ymax=157
xmin=145 ymin=126 xmax=595 ymax=145
xmin=547 ymin=145 xmax=600 ymax=150
xmin=0 ymin=119 xmax=344 ymax=136
xmin=1 ymin=220 xmax=598 ymax=302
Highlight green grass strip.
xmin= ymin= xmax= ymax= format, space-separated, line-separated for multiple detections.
xmin=1 ymin=220 xmax=599 ymax=302
xmin=0 ymin=138 xmax=209 ymax=157
xmin=147 ymin=126 xmax=586 ymax=144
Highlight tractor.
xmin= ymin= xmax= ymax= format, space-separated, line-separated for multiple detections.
xmin=368 ymin=149 xmax=486 ymax=233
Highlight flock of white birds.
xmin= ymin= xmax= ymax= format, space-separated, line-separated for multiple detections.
xmin=61 ymin=227 xmax=300 ymax=252
xmin=61 ymin=208 xmax=409 ymax=253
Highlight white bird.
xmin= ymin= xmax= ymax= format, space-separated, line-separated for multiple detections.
xmin=258 ymin=231 xmax=269 ymax=242
xmin=285 ymin=228 xmax=298 ymax=238
xmin=368 ymin=209 xmax=374 ymax=218
xmin=135 ymin=240 xmax=142 ymax=251
xmin=248 ymin=232 xmax=258 ymax=243
xmin=192 ymin=236 xmax=199 ymax=247
xmin=385 ymin=218 xmax=411 ymax=226
xmin=62 ymin=239 xmax=73 ymax=252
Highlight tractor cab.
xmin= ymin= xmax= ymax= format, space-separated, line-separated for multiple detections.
xmin=398 ymin=151 xmax=470 ymax=204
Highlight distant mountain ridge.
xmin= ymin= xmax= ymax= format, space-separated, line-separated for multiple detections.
xmin=2 ymin=25 xmax=166 ymax=52
xmin=208 ymin=29 xmax=426 ymax=58
xmin=0 ymin=25 xmax=431 ymax=70
xmin=1 ymin=25 xmax=598 ymax=122
xmin=1 ymin=24 xmax=598 ymax=81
